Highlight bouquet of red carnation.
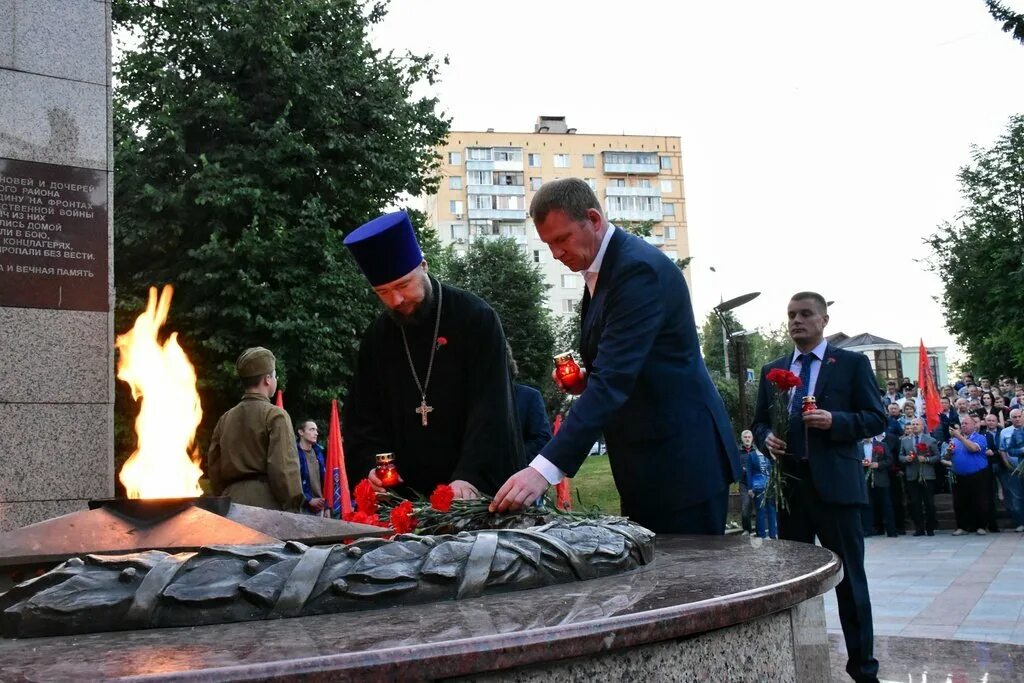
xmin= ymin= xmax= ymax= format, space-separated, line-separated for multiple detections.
xmin=914 ymin=442 xmax=930 ymax=483
xmin=761 ymin=368 xmax=802 ymax=511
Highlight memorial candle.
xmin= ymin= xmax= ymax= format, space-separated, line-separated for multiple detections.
xmin=553 ymin=352 xmax=585 ymax=393
xmin=375 ymin=453 xmax=401 ymax=488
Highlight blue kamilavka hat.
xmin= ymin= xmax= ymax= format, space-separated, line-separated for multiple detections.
xmin=343 ymin=211 xmax=424 ymax=286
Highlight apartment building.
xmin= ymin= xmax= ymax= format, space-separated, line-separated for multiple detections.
xmin=425 ymin=116 xmax=690 ymax=316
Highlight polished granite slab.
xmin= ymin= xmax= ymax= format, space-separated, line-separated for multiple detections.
xmin=829 ymin=633 xmax=1024 ymax=682
xmin=0 ymin=535 xmax=841 ymax=682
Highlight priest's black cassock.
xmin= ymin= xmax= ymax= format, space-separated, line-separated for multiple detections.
xmin=343 ymin=276 xmax=526 ymax=497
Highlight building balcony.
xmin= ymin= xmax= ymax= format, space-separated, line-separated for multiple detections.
xmin=472 ymin=233 xmax=528 ymax=246
xmin=606 ymin=208 xmax=663 ymax=222
xmin=467 ymin=184 xmax=526 ymax=196
xmin=605 ymin=186 xmax=662 ymax=198
xmin=603 ymin=162 xmax=660 ymax=175
xmin=643 ymin=235 xmax=665 ymax=246
xmin=466 ymin=159 xmax=524 ymax=172
xmin=467 ymin=208 xmax=528 ymax=221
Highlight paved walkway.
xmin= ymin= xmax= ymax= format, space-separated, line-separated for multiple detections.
xmin=823 ymin=530 xmax=1024 ymax=644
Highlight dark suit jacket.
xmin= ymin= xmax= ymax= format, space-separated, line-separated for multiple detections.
xmin=751 ymin=345 xmax=886 ymax=506
xmin=867 ymin=438 xmax=892 ymax=488
xmin=539 ymin=229 xmax=741 ymax=522
xmin=513 ymin=383 xmax=552 ymax=458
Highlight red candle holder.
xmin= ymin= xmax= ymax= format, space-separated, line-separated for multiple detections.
xmin=554 ymin=352 xmax=585 ymax=393
xmin=801 ymin=395 xmax=817 ymax=414
xmin=375 ymin=453 xmax=401 ymax=488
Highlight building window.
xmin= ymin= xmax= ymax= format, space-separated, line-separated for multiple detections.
xmin=493 ymin=148 xmax=523 ymax=162
xmin=662 ymin=202 xmax=675 ymax=216
xmin=561 ymin=274 xmax=582 ymax=289
xmin=582 ymin=154 xmax=595 ymax=168
xmin=469 ymin=195 xmax=493 ymax=210
xmin=660 ymin=180 xmax=672 ymax=192
xmin=449 ymin=176 xmax=463 ymax=190
xmin=659 ymin=156 xmax=672 ymax=170
xmin=585 ymin=178 xmax=596 ymax=190
xmin=468 ymin=170 xmax=490 ymax=185
xmin=664 ymin=226 xmax=677 ymax=240
xmin=528 ymin=153 xmax=542 ymax=167
xmin=638 ymin=178 xmax=652 ymax=188
xmin=611 ymin=178 xmax=626 ymax=187
xmin=495 ymin=172 xmax=524 ymax=186
xmin=449 ymin=200 xmax=464 ymax=216
xmin=467 ymin=147 xmax=491 ymax=161
xmin=533 ymin=250 xmax=541 ymax=263
xmin=530 ymin=176 xmax=543 ymax=191
xmin=873 ymin=350 xmax=903 ymax=383
xmin=663 ymin=250 xmax=678 ymax=261
xmin=562 ymin=298 xmax=579 ymax=314
xmin=604 ymin=151 xmax=658 ymax=166
xmin=448 ymin=151 xmax=462 ymax=165
xmin=495 ymin=195 xmax=523 ymax=210
xmin=450 ymin=224 xmax=467 ymax=241
xmin=553 ymin=154 xmax=570 ymax=168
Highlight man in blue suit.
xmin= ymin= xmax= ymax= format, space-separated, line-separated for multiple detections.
xmin=751 ymin=292 xmax=885 ymax=683
xmin=490 ymin=178 xmax=741 ymax=534
xmin=508 ymin=343 xmax=553 ymax=457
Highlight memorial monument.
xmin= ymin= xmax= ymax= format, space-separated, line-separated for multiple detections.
xmin=0 ymin=0 xmax=114 ymax=530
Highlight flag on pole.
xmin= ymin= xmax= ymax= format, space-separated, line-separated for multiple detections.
xmin=274 ymin=390 xmax=284 ymax=408
xmin=323 ymin=399 xmax=352 ymax=517
xmin=917 ymin=339 xmax=941 ymax=433
xmin=552 ymin=414 xmax=572 ymax=511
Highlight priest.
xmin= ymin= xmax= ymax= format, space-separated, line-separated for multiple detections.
xmin=342 ymin=211 xmax=525 ymax=499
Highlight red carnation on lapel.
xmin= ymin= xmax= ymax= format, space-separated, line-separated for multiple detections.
xmin=436 ymin=336 xmax=448 ymax=349
xmin=826 ymin=356 xmax=837 ymax=365
xmin=767 ymin=368 xmax=802 ymax=391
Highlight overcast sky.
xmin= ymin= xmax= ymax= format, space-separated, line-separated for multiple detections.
xmin=370 ymin=0 xmax=1024 ymax=366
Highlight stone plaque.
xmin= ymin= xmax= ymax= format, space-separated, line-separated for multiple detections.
xmin=0 ymin=158 xmax=108 ymax=312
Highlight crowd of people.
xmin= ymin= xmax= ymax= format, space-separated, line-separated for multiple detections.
xmin=738 ymin=372 xmax=1024 ymax=538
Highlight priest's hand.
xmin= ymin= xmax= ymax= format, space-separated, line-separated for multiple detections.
xmin=489 ymin=467 xmax=550 ymax=513
xmin=449 ymin=480 xmax=480 ymax=500
xmin=367 ymin=468 xmax=402 ymax=493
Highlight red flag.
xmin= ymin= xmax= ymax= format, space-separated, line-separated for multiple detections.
xmin=918 ymin=340 xmax=941 ymax=432
xmin=274 ymin=390 xmax=284 ymax=408
xmin=323 ymin=399 xmax=352 ymax=517
xmin=551 ymin=414 xmax=572 ymax=511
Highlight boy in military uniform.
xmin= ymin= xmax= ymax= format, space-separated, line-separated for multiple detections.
xmin=207 ymin=347 xmax=304 ymax=511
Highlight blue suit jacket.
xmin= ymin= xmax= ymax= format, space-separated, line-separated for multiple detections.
xmin=751 ymin=345 xmax=886 ymax=505
xmin=540 ymin=229 xmax=741 ymax=525
xmin=513 ymin=383 xmax=552 ymax=458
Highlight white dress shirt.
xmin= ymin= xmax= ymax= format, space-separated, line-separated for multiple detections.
xmin=530 ymin=225 xmax=617 ymax=485
xmin=789 ymin=339 xmax=829 ymax=405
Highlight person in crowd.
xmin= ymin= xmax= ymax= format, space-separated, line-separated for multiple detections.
xmin=342 ymin=211 xmax=525 ymax=500
xmin=979 ymin=377 xmax=994 ymax=394
xmin=752 ymin=292 xmax=884 ymax=682
xmin=942 ymin=385 xmax=958 ymax=402
xmin=294 ymin=419 xmax=327 ymax=515
xmin=862 ymin=435 xmax=896 ymax=537
xmin=956 ymin=373 xmax=974 ymax=396
xmin=979 ymin=392 xmax=1004 ymax=428
xmin=881 ymin=380 xmax=902 ymax=408
xmin=998 ymin=409 xmax=1024 ymax=533
xmin=900 ymin=418 xmax=939 ymax=536
xmin=981 ymin=413 xmax=1004 ymax=532
xmin=940 ymin=415 xmax=990 ymax=536
xmin=998 ymin=378 xmax=1014 ymax=401
xmin=746 ymin=438 xmax=777 ymax=539
xmin=993 ymin=394 xmax=1011 ymax=425
xmin=507 ymin=344 xmax=554 ymax=462
xmin=1012 ymin=387 xmax=1024 ymax=410
xmin=955 ymin=397 xmax=972 ymax=425
xmin=936 ymin=396 xmax=960 ymax=443
xmin=489 ymin=179 xmax=740 ymax=534
xmin=897 ymin=383 xmax=919 ymax=415
xmin=899 ymin=400 xmax=917 ymax=430
xmin=738 ymin=430 xmax=756 ymax=535
xmin=207 ymin=347 xmax=304 ymax=512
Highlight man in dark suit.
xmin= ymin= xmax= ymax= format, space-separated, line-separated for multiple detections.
xmin=490 ymin=178 xmax=741 ymax=533
xmin=899 ymin=418 xmax=940 ymax=536
xmin=751 ymin=292 xmax=885 ymax=683
xmin=508 ymin=341 xmax=553 ymax=457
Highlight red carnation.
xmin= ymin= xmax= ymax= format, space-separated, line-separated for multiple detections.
xmin=436 ymin=336 xmax=448 ymax=349
xmin=766 ymin=368 xmax=803 ymax=392
xmin=429 ymin=484 xmax=454 ymax=512
xmin=389 ymin=500 xmax=418 ymax=535
xmin=342 ymin=510 xmax=383 ymax=527
xmin=916 ymin=442 xmax=928 ymax=454
xmin=872 ymin=444 xmax=885 ymax=455
xmin=353 ymin=478 xmax=378 ymax=514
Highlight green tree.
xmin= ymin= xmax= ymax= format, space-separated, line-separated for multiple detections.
xmin=986 ymin=0 xmax=1024 ymax=45
xmin=926 ymin=114 xmax=1024 ymax=378
xmin=444 ymin=238 xmax=559 ymax=412
xmin=112 ymin=0 xmax=450 ymax=466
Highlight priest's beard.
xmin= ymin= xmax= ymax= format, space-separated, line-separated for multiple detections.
xmin=386 ymin=275 xmax=435 ymax=328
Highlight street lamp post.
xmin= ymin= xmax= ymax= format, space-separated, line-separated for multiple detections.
xmin=713 ymin=292 xmax=761 ymax=429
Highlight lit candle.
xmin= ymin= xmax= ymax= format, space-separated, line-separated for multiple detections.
xmin=375 ymin=453 xmax=401 ymax=488
xmin=801 ymin=395 xmax=817 ymax=414
xmin=554 ymin=352 xmax=585 ymax=393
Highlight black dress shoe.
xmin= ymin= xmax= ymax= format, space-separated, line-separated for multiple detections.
xmin=926 ymin=531 xmax=935 ymax=536
xmin=913 ymin=531 xmax=925 ymax=536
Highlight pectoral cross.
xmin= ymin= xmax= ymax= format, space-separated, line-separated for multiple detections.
xmin=415 ymin=399 xmax=434 ymax=427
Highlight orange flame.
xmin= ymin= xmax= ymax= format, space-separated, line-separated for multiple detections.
xmin=115 ymin=285 xmax=203 ymax=499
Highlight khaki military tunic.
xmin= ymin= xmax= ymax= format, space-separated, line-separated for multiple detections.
xmin=207 ymin=393 xmax=303 ymax=511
